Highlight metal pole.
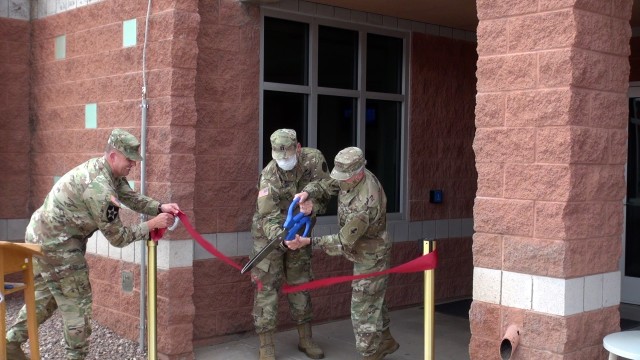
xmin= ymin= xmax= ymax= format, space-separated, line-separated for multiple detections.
xmin=138 ymin=0 xmax=152 ymax=347
xmin=138 ymin=97 xmax=148 ymax=350
xmin=147 ymin=239 xmax=158 ymax=360
xmin=424 ymin=240 xmax=435 ymax=360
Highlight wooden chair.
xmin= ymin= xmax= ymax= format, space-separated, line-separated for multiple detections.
xmin=1 ymin=241 xmax=43 ymax=360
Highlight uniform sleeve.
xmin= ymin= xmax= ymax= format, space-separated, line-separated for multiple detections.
xmin=305 ymin=152 xmax=333 ymax=215
xmin=315 ymin=210 xmax=369 ymax=254
xmin=255 ymin=174 xmax=286 ymax=240
xmin=303 ymin=178 xmax=339 ymax=204
xmin=84 ymin=183 xmax=150 ymax=248
xmin=115 ymin=178 xmax=161 ymax=216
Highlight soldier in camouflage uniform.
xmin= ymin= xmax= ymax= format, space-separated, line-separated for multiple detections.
xmin=291 ymin=147 xmax=399 ymax=360
xmin=251 ymin=129 xmax=330 ymax=360
xmin=5 ymin=129 xmax=180 ymax=360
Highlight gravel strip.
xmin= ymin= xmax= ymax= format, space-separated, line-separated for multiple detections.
xmin=4 ymin=295 xmax=147 ymax=360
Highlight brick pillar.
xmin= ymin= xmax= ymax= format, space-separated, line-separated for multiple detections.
xmin=0 ymin=17 xmax=31 ymax=239
xmin=471 ymin=1 xmax=632 ymax=359
xmin=150 ymin=2 xmax=199 ymax=359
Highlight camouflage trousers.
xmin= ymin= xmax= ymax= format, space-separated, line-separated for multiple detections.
xmin=6 ymin=249 xmax=93 ymax=360
xmin=351 ymin=253 xmax=391 ymax=357
xmin=251 ymin=239 xmax=314 ymax=333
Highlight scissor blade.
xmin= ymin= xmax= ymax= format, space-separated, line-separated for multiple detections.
xmin=241 ymin=236 xmax=283 ymax=274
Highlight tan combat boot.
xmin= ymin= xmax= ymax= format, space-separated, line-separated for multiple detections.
xmin=6 ymin=341 xmax=30 ymax=360
xmin=297 ymin=322 xmax=324 ymax=359
xmin=381 ymin=328 xmax=399 ymax=354
xmin=361 ymin=329 xmax=399 ymax=360
xmin=258 ymin=331 xmax=276 ymax=360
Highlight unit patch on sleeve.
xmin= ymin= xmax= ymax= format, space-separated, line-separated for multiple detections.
xmin=258 ymin=187 xmax=269 ymax=198
xmin=106 ymin=204 xmax=119 ymax=222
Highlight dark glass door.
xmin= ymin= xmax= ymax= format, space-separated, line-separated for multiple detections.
xmin=623 ymin=96 xmax=640 ymax=304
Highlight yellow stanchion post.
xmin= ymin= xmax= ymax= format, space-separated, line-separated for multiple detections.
xmin=424 ymin=240 xmax=435 ymax=360
xmin=147 ymin=240 xmax=157 ymax=360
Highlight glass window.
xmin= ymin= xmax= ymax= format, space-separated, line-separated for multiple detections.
xmin=262 ymin=91 xmax=308 ymax=168
xmin=365 ymin=99 xmax=401 ymax=212
xmin=317 ymin=95 xmax=357 ymax=167
xmin=261 ymin=13 xmax=406 ymax=215
xmin=264 ymin=17 xmax=309 ymax=85
xmin=317 ymin=95 xmax=357 ymax=214
xmin=318 ymin=26 xmax=358 ymax=90
xmin=366 ymin=33 xmax=403 ymax=94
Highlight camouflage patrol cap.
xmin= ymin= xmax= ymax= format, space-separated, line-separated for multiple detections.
xmin=108 ymin=129 xmax=143 ymax=161
xmin=331 ymin=146 xmax=365 ymax=181
xmin=270 ymin=129 xmax=297 ymax=160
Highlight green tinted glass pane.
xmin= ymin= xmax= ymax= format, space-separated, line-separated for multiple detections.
xmin=318 ymin=26 xmax=358 ymax=90
xmin=85 ymin=103 xmax=97 ymax=128
xmin=366 ymin=34 xmax=403 ymax=94
xmin=264 ymin=17 xmax=308 ymax=85
xmin=365 ymin=99 xmax=401 ymax=212
xmin=55 ymin=35 xmax=66 ymax=60
xmin=123 ymin=19 xmax=137 ymax=47
xmin=262 ymin=90 xmax=307 ymax=168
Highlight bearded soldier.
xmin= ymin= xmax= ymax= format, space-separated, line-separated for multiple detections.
xmin=250 ymin=129 xmax=330 ymax=360
xmin=291 ymin=147 xmax=399 ymax=360
xmin=5 ymin=129 xmax=180 ymax=360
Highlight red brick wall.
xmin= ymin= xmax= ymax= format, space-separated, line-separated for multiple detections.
xmin=0 ymin=18 xmax=30 ymax=219
xmin=472 ymin=1 xmax=629 ymax=358
xmin=409 ymin=32 xmax=478 ymax=221
xmin=29 ymin=1 xmax=198 ymax=212
xmin=194 ymin=0 xmax=260 ymax=234
xmin=28 ymin=0 xmax=199 ymax=358
xmin=88 ymin=255 xmax=195 ymax=356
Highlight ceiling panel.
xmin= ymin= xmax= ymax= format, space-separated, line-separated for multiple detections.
xmin=312 ymin=0 xmax=640 ymax=33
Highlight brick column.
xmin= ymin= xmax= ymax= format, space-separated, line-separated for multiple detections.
xmin=0 ymin=16 xmax=31 ymax=240
xmin=471 ymin=1 xmax=631 ymax=359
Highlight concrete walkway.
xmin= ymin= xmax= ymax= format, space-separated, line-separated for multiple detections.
xmin=195 ymin=302 xmax=472 ymax=360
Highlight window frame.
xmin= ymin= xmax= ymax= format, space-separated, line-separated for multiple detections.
xmin=259 ymin=9 xmax=410 ymax=221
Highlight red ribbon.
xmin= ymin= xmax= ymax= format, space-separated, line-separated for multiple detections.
xmin=151 ymin=212 xmax=266 ymax=289
xmin=151 ymin=212 xmax=437 ymax=293
xmin=281 ymin=250 xmax=438 ymax=294
xmin=151 ymin=212 xmax=243 ymax=270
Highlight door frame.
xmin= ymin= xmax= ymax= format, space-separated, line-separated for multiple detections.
xmin=622 ymin=83 xmax=640 ymax=308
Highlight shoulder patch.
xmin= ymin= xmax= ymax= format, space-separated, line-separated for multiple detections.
xmin=258 ymin=187 xmax=269 ymax=198
xmin=106 ymin=204 xmax=119 ymax=222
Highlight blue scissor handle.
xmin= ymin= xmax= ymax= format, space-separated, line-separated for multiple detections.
xmin=283 ymin=197 xmax=301 ymax=229
xmin=285 ymin=215 xmax=311 ymax=240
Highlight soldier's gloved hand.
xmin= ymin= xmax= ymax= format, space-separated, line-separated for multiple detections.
xmin=159 ymin=203 xmax=181 ymax=215
xmin=147 ymin=213 xmax=175 ymax=230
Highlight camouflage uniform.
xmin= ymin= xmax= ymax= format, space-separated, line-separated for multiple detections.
xmin=6 ymin=129 xmax=162 ymax=360
xmin=251 ymin=130 xmax=330 ymax=334
xmin=303 ymin=147 xmax=392 ymax=358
